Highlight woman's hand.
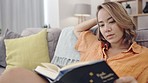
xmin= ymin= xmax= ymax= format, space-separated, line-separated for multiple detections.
xmin=114 ymin=76 xmax=138 ymax=83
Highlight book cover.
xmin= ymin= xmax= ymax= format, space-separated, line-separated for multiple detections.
xmin=35 ymin=60 xmax=119 ymax=83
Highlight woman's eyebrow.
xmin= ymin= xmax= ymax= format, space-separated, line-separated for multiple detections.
xmin=98 ymin=21 xmax=103 ymax=23
xmin=107 ymin=17 xmax=112 ymax=21
xmin=98 ymin=16 xmax=113 ymax=23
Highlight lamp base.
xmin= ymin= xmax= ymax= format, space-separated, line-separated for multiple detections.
xmin=78 ymin=16 xmax=86 ymax=24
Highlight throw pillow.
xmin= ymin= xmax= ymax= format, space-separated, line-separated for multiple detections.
xmin=0 ymin=29 xmax=21 ymax=67
xmin=4 ymin=29 xmax=50 ymax=71
xmin=51 ymin=26 xmax=80 ymax=67
xmin=21 ymin=28 xmax=61 ymax=61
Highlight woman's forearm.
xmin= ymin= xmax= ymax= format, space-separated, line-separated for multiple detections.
xmin=74 ymin=18 xmax=97 ymax=38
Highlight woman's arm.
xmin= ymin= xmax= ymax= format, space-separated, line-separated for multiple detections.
xmin=0 ymin=68 xmax=48 ymax=83
xmin=74 ymin=18 xmax=97 ymax=38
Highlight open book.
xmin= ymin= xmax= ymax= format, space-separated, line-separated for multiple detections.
xmin=34 ymin=60 xmax=119 ymax=83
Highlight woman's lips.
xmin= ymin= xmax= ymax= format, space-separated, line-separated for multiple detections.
xmin=106 ymin=34 xmax=114 ymax=39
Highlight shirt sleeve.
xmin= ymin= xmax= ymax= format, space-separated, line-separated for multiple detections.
xmin=75 ymin=31 xmax=98 ymax=52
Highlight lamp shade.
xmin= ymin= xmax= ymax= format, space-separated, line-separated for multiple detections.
xmin=74 ymin=4 xmax=91 ymax=17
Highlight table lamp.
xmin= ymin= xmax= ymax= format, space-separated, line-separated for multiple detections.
xmin=74 ymin=4 xmax=91 ymax=24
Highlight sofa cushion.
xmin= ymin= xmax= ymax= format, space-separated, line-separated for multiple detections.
xmin=21 ymin=28 xmax=61 ymax=60
xmin=136 ymin=28 xmax=148 ymax=47
xmin=0 ymin=29 xmax=21 ymax=67
xmin=46 ymin=28 xmax=61 ymax=60
xmin=4 ymin=29 xmax=50 ymax=71
xmin=51 ymin=26 xmax=80 ymax=67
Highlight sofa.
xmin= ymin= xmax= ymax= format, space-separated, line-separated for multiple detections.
xmin=0 ymin=27 xmax=61 ymax=74
xmin=0 ymin=26 xmax=148 ymax=75
xmin=0 ymin=26 xmax=81 ymax=75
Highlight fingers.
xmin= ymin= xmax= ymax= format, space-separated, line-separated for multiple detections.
xmin=114 ymin=76 xmax=138 ymax=83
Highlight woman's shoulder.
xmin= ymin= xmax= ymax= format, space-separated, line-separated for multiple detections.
xmin=138 ymin=45 xmax=148 ymax=58
xmin=131 ymin=42 xmax=148 ymax=54
xmin=79 ymin=30 xmax=98 ymax=41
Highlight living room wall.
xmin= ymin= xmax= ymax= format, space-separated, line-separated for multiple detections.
xmin=59 ymin=0 xmax=148 ymax=29
xmin=0 ymin=0 xmax=147 ymax=34
xmin=59 ymin=0 xmax=91 ymax=28
xmin=44 ymin=0 xmax=59 ymax=28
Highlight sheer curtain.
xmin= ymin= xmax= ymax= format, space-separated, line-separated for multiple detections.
xmin=0 ymin=0 xmax=44 ymax=33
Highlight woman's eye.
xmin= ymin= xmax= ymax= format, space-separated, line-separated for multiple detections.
xmin=109 ymin=20 xmax=115 ymax=23
xmin=99 ymin=24 xmax=104 ymax=27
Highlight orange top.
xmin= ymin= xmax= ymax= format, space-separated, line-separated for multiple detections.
xmin=75 ymin=31 xmax=148 ymax=83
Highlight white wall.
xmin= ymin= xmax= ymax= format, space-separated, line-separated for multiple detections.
xmin=44 ymin=0 xmax=59 ymax=28
xmin=47 ymin=0 xmax=148 ymax=29
xmin=91 ymin=0 xmax=105 ymax=18
xmin=58 ymin=0 xmax=105 ymax=28
xmin=59 ymin=0 xmax=91 ymax=28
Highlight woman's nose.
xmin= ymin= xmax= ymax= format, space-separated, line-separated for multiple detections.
xmin=105 ymin=24 xmax=112 ymax=32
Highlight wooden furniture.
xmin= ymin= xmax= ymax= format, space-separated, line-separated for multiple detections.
xmin=105 ymin=0 xmax=148 ymax=27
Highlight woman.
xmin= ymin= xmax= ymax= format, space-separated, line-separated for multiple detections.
xmin=0 ymin=2 xmax=147 ymax=83
xmin=74 ymin=2 xmax=148 ymax=83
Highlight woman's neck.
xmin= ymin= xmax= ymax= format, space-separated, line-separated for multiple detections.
xmin=106 ymin=42 xmax=130 ymax=58
xmin=111 ymin=42 xmax=129 ymax=50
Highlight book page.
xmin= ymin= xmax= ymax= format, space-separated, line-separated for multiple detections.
xmin=41 ymin=63 xmax=60 ymax=73
xmin=35 ymin=63 xmax=61 ymax=80
xmin=35 ymin=66 xmax=59 ymax=80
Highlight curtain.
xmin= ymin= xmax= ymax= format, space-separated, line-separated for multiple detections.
xmin=0 ymin=0 xmax=44 ymax=34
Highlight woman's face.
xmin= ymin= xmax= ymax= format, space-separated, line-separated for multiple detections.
xmin=97 ymin=8 xmax=124 ymax=44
